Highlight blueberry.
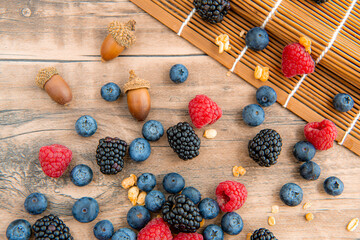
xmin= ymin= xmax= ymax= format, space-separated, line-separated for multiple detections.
xmin=324 ymin=176 xmax=344 ymax=196
xmin=127 ymin=206 xmax=151 ymax=230
xmin=129 ymin=138 xmax=151 ymax=162
xmin=198 ymin=198 xmax=220 ymax=219
xmin=112 ymin=228 xmax=136 ymax=240
xmin=101 ymin=82 xmax=121 ymax=102
xmin=333 ymin=93 xmax=354 ymax=112
xmin=70 ymin=164 xmax=93 ymax=187
xmin=24 ymin=192 xmax=47 ymax=215
xmin=137 ymin=173 xmax=156 ymax=192
xmin=93 ymin=220 xmax=114 ymax=240
xmin=162 ymin=172 xmax=185 ymax=194
xmin=245 ymin=27 xmax=269 ymax=51
xmin=300 ymin=161 xmax=321 ymax=180
xmin=75 ymin=115 xmax=97 ymax=137
xmin=181 ymin=186 xmax=201 ymax=204
xmin=72 ymin=197 xmax=99 ymax=223
xmin=203 ymin=224 xmax=224 ymax=240
xmin=242 ymin=104 xmax=265 ymax=126
xmin=170 ymin=64 xmax=189 ymax=84
xmin=293 ymin=141 xmax=316 ymax=162
xmin=6 ymin=219 xmax=31 ymax=240
xmin=142 ymin=120 xmax=164 ymax=141
xmin=280 ymin=183 xmax=303 ymax=206
xmin=145 ymin=190 xmax=165 ymax=212
xmin=220 ymin=212 xmax=243 ymax=235
xmin=256 ymin=86 xmax=277 ymax=107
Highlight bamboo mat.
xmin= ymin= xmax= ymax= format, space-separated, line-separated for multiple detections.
xmin=130 ymin=0 xmax=360 ymax=156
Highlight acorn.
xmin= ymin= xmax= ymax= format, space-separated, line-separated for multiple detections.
xmin=123 ymin=70 xmax=151 ymax=121
xmin=35 ymin=67 xmax=72 ymax=105
xmin=101 ymin=20 xmax=136 ymax=62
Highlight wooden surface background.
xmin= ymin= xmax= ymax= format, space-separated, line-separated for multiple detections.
xmin=0 ymin=1 xmax=359 ymax=239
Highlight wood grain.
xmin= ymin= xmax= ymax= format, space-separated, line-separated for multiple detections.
xmin=0 ymin=1 xmax=359 ymax=239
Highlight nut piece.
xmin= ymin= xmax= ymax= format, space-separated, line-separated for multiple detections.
xmin=305 ymin=213 xmax=314 ymax=222
xmin=254 ymin=65 xmax=270 ymax=82
xmin=203 ymin=129 xmax=217 ymax=139
xmin=121 ymin=174 xmax=137 ymax=189
xmin=232 ymin=166 xmax=246 ymax=177
xmin=200 ymin=219 xmax=205 ymax=228
xmin=303 ymin=202 xmax=312 ymax=210
xmin=136 ymin=191 xmax=147 ymax=206
xmin=128 ymin=186 xmax=140 ymax=206
xmin=246 ymin=233 xmax=252 ymax=240
xmin=239 ymin=30 xmax=246 ymax=38
xmin=215 ymin=34 xmax=231 ymax=53
xmin=299 ymin=36 xmax=311 ymax=54
xmin=346 ymin=218 xmax=359 ymax=232
xmin=268 ymin=216 xmax=276 ymax=226
xmin=271 ymin=205 xmax=279 ymax=213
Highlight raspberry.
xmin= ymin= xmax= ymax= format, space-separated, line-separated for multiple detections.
xmin=138 ymin=218 xmax=173 ymax=240
xmin=39 ymin=144 xmax=72 ymax=178
xmin=216 ymin=181 xmax=247 ymax=212
xmin=188 ymin=95 xmax=222 ymax=128
xmin=281 ymin=43 xmax=315 ymax=78
xmin=304 ymin=119 xmax=337 ymax=150
xmin=174 ymin=232 xmax=203 ymax=240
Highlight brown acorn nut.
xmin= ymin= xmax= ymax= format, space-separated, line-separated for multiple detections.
xmin=35 ymin=67 xmax=72 ymax=105
xmin=123 ymin=70 xmax=151 ymax=121
xmin=101 ymin=20 xmax=136 ymax=62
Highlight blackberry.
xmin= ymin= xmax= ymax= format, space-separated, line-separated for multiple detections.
xmin=193 ymin=0 xmax=231 ymax=24
xmin=251 ymin=228 xmax=277 ymax=240
xmin=32 ymin=214 xmax=73 ymax=240
xmin=248 ymin=129 xmax=282 ymax=167
xmin=96 ymin=137 xmax=127 ymax=175
xmin=162 ymin=194 xmax=203 ymax=233
xmin=312 ymin=0 xmax=329 ymax=4
xmin=167 ymin=122 xmax=201 ymax=160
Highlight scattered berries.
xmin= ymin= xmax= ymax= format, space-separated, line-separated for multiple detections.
xmin=93 ymin=220 xmax=114 ymax=240
xmin=39 ymin=144 xmax=72 ymax=178
xmin=280 ymin=183 xmax=303 ymax=206
xmin=24 ymin=192 xmax=48 ymax=215
xmin=6 ymin=219 xmax=31 ymax=240
xmin=138 ymin=217 xmax=173 ymax=240
xmin=324 ymin=176 xmax=344 ymax=196
xmin=163 ymin=172 xmax=185 ymax=194
xmin=167 ymin=122 xmax=201 ymax=160
xmin=129 ymin=138 xmax=151 ymax=162
xmin=333 ymin=93 xmax=354 ymax=112
xmin=145 ymin=190 xmax=166 ymax=212
xmin=75 ymin=115 xmax=97 ymax=137
xmin=193 ymin=0 xmax=231 ymax=24
xmin=188 ymin=95 xmax=222 ymax=128
xmin=33 ymin=214 xmax=73 ymax=240
xmin=101 ymin=82 xmax=121 ymax=102
xmin=293 ymin=141 xmax=316 ymax=162
xmin=137 ymin=173 xmax=156 ymax=192
xmin=281 ymin=43 xmax=315 ymax=78
xmin=242 ymin=104 xmax=265 ymax=126
xmin=248 ymin=129 xmax=282 ymax=167
xmin=245 ymin=27 xmax=269 ymax=51
xmin=112 ymin=228 xmax=136 ymax=240
xmin=203 ymin=224 xmax=224 ymax=240
xmin=300 ymin=161 xmax=321 ymax=180
xmin=181 ymin=186 xmax=201 ymax=204
xmin=72 ymin=197 xmax=99 ymax=223
xmin=70 ymin=164 xmax=93 ymax=187
xmin=96 ymin=137 xmax=127 ymax=175
xmin=221 ymin=212 xmax=243 ymax=235
xmin=142 ymin=120 xmax=164 ymax=141
xmin=250 ymin=228 xmax=277 ymax=240
xmin=215 ymin=180 xmax=247 ymax=212
xmin=170 ymin=64 xmax=189 ymax=84
xmin=304 ymin=119 xmax=337 ymax=150
xmin=199 ymin=198 xmax=220 ymax=219
xmin=127 ymin=206 xmax=151 ymax=230
xmin=174 ymin=232 xmax=203 ymax=240
xmin=256 ymin=86 xmax=277 ymax=107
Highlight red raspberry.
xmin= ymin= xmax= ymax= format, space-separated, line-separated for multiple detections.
xmin=281 ymin=43 xmax=315 ymax=78
xmin=138 ymin=218 xmax=173 ymax=240
xmin=39 ymin=144 xmax=72 ymax=178
xmin=188 ymin=95 xmax=222 ymax=128
xmin=174 ymin=233 xmax=203 ymax=240
xmin=216 ymin=181 xmax=247 ymax=212
xmin=304 ymin=119 xmax=337 ymax=150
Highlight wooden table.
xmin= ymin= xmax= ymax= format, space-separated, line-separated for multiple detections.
xmin=1 ymin=1 xmax=359 ymax=239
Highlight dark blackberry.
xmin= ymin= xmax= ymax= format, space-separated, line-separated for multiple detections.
xmin=251 ymin=228 xmax=277 ymax=240
xmin=162 ymin=194 xmax=203 ymax=233
xmin=96 ymin=137 xmax=127 ymax=175
xmin=248 ymin=129 xmax=282 ymax=167
xmin=166 ymin=122 xmax=201 ymax=160
xmin=193 ymin=0 xmax=231 ymax=24
xmin=312 ymin=0 xmax=329 ymax=4
xmin=32 ymin=214 xmax=73 ymax=240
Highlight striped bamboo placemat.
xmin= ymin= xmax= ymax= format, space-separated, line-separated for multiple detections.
xmin=130 ymin=0 xmax=360 ymax=155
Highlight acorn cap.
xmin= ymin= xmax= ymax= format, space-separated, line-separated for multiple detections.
xmin=108 ymin=20 xmax=136 ymax=48
xmin=123 ymin=70 xmax=150 ymax=93
xmin=35 ymin=67 xmax=59 ymax=88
